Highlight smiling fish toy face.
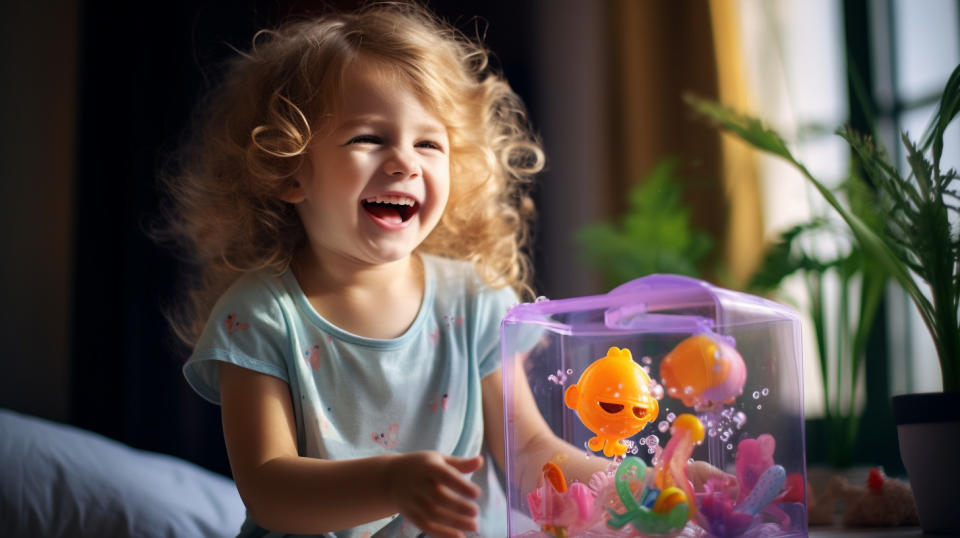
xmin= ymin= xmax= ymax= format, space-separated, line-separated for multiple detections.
xmin=564 ymin=347 xmax=659 ymax=457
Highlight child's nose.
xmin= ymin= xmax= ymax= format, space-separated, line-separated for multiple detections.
xmin=384 ymin=149 xmax=420 ymax=179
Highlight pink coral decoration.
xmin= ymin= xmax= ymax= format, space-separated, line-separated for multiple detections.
xmin=527 ymin=481 xmax=595 ymax=529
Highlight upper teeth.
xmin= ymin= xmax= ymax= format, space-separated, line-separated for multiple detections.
xmin=365 ymin=195 xmax=415 ymax=206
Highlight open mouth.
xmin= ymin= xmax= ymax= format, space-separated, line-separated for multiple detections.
xmin=598 ymin=401 xmax=624 ymax=414
xmin=362 ymin=194 xmax=419 ymax=225
xmin=598 ymin=401 xmax=650 ymax=420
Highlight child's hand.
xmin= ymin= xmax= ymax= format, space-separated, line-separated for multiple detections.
xmin=386 ymin=451 xmax=483 ymax=538
xmin=688 ymin=460 xmax=739 ymax=497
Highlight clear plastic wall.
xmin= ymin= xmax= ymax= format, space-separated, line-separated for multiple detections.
xmin=500 ymin=275 xmax=807 ymax=537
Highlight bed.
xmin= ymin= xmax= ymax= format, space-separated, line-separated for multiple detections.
xmin=0 ymin=408 xmax=245 ymax=537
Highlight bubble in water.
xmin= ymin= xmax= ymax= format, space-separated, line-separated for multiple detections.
xmin=639 ymin=437 xmax=647 ymax=446
xmin=684 ymin=386 xmax=695 ymax=396
xmin=650 ymin=383 xmax=665 ymax=400
xmin=535 ymin=296 xmax=549 ymax=303
xmin=757 ymin=404 xmax=763 ymax=410
xmin=642 ymin=365 xmax=650 ymax=374
xmin=547 ymin=369 xmax=568 ymax=385
xmin=566 ymin=369 xmax=573 ymax=375
xmin=733 ymin=411 xmax=747 ymax=428
xmin=641 ymin=356 xmax=653 ymax=365
xmin=666 ymin=412 xmax=676 ymax=422
xmin=648 ymin=446 xmax=656 ymax=455
xmin=646 ymin=435 xmax=660 ymax=446
xmin=720 ymin=430 xmax=731 ymax=442
xmin=658 ymin=421 xmax=670 ymax=433
xmin=708 ymin=428 xmax=717 ymax=438
xmin=752 ymin=391 xmax=761 ymax=399
xmin=726 ymin=444 xmax=733 ymax=450
xmin=761 ymin=387 xmax=770 ymax=396
xmin=687 ymin=458 xmax=695 ymax=464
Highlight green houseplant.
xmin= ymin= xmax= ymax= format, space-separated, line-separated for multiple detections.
xmin=574 ymin=158 xmax=715 ymax=289
xmin=688 ymin=62 xmax=960 ymax=533
xmin=747 ymin=171 xmax=889 ymax=469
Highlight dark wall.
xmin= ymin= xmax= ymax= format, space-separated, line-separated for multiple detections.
xmin=0 ymin=1 xmax=77 ymax=425
xmin=71 ymin=1 xmax=538 ymax=476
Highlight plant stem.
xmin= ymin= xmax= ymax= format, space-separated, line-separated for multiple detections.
xmin=838 ymin=273 xmax=850 ymax=415
xmin=811 ymin=272 xmax=831 ymax=420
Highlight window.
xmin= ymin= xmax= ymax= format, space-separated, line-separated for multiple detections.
xmin=733 ymin=0 xmax=959 ymax=467
xmin=876 ymin=0 xmax=960 ymax=396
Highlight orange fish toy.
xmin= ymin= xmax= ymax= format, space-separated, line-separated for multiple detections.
xmin=660 ymin=333 xmax=746 ymax=412
xmin=564 ymin=347 xmax=659 ymax=457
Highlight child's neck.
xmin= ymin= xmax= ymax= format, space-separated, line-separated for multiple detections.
xmin=292 ymin=252 xmax=425 ymax=340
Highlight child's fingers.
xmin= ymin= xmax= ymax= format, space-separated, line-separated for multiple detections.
xmin=441 ymin=456 xmax=483 ymax=499
xmin=405 ymin=498 xmax=476 ymax=538
xmin=447 ymin=454 xmax=483 ymax=473
xmin=440 ymin=471 xmax=482 ymax=499
xmin=415 ymin=519 xmax=467 ymax=538
xmin=688 ymin=460 xmax=737 ymax=490
xmin=426 ymin=502 xmax=479 ymax=534
xmin=434 ymin=482 xmax=480 ymax=517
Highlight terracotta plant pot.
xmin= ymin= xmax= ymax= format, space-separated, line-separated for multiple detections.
xmin=892 ymin=391 xmax=960 ymax=535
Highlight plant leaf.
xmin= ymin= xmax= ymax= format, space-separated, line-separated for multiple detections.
xmin=575 ymin=158 xmax=714 ymax=288
xmin=684 ymin=95 xmax=793 ymax=160
xmin=687 ymin=98 xmax=931 ymax=326
xmin=921 ymin=63 xmax=960 ymax=172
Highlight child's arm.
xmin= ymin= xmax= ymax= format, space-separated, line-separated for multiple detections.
xmin=219 ymin=362 xmax=482 ymax=538
xmin=481 ymin=367 xmax=609 ymax=493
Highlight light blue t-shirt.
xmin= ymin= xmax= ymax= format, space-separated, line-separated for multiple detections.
xmin=183 ymin=254 xmax=519 ymax=538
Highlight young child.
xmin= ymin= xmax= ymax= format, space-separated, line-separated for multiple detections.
xmin=163 ymin=3 xmax=597 ymax=537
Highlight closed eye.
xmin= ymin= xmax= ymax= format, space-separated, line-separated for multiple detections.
xmin=345 ymin=134 xmax=381 ymax=145
xmin=598 ymin=401 xmax=624 ymax=414
xmin=416 ymin=140 xmax=444 ymax=151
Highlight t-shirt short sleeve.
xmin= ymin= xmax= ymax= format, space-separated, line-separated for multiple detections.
xmin=183 ymin=274 xmax=291 ymax=405
xmin=474 ymin=284 xmax=521 ymax=379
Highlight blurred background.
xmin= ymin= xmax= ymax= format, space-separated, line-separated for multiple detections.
xmin=2 ymin=0 xmax=957 ymax=477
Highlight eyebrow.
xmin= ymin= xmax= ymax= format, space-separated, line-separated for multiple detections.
xmin=335 ymin=116 xmax=447 ymax=134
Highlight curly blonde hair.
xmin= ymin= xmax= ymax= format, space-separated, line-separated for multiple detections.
xmin=161 ymin=2 xmax=543 ymax=345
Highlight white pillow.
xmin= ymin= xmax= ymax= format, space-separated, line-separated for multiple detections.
xmin=0 ymin=409 xmax=245 ymax=537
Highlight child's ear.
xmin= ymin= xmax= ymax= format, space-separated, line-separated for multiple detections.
xmin=280 ymin=157 xmax=311 ymax=203
xmin=279 ymin=178 xmax=306 ymax=204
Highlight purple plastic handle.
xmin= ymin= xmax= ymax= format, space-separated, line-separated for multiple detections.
xmin=504 ymin=274 xmax=796 ymax=335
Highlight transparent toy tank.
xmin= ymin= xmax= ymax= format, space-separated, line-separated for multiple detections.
xmin=500 ymin=275 xmax=807 ymax=537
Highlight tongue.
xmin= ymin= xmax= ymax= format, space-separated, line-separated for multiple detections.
xmin=365 ymin=203 xmax=403 ymax=224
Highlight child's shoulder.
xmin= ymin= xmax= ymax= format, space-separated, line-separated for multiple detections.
xmin=211 ymin=267 xmax=291 ymax=315
xmin=421 ymin=253 xmax=519 ymax=306
xmin=421 ymin=253 xmax=486 ymax=292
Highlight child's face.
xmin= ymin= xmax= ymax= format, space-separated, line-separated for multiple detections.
xmin=287 ymin=63 xmax=450 ymax=268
